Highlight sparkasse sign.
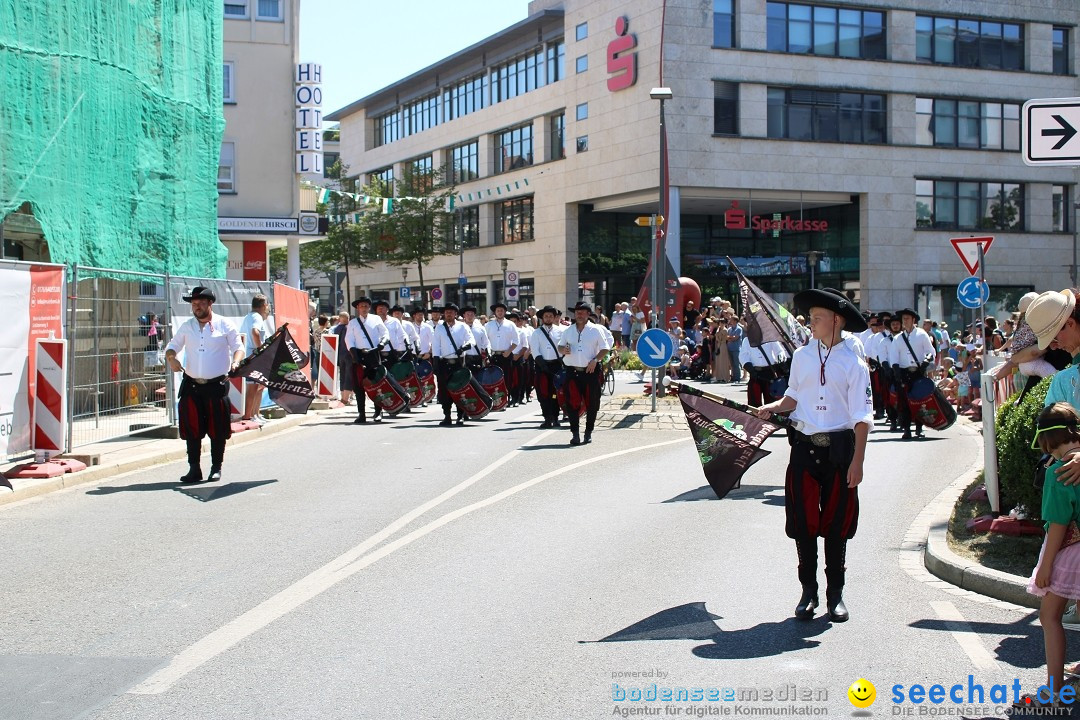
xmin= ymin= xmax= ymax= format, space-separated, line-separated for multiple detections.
xmin=723 ymin=201 xmax=829 ymax=233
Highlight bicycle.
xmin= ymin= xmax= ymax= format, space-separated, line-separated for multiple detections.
xmin=601 ymin=357 xmax=616 ymax=396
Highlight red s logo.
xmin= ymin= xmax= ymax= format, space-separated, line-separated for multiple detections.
xmin=606 ymin=16 xmax=637 ymax=92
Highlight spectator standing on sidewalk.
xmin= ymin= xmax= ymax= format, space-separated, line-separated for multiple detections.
xmin=239 ymin=294 xmax=271 ymax=424
xmin=726 ymin=316 xmax=744 ymax=382
xmin=333 ymin=312 xmax=354 ymax=405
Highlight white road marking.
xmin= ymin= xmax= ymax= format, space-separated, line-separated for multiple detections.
xmin=930 ymin=600 xmax=1002 ymax=673
xmin=129 ymin=435 xmax=688 ymax=695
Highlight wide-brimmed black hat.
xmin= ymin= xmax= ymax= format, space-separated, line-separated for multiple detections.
xmin=538 ymin=305 xmax=559 ymax=318
xmin=507 ymin=310 xmax=522 ymax=320
xmin=461 ymin=305 xmax=477 ymax=314
xmin=442 ymin=302 xmax=460 ymax=313
xmin=793 ymin=287 xmax=867 ymax=333
xmin=490 ymin=302 xmax=507 ymax=311
xmin=409 ymin=306 xmax=426 ymax=315
xmin=390 ymin=305 xmax=404 ymax=314
xmin=351 ymin=296 xmax=372 ymax=308
xmin=897 ymin=307 xmax=920 ymax=322
xmin=182 ymin=286 xmax=216 ymax=303
xmin=373 ymin=299 xmax=390 ymax=309
xmin=888 ymin=312 xmax=903 ymax=324
xmin=571 ymin=301 xmax=592 ymax=313
xmin=876 ymin=310 xmax=893 ymax=322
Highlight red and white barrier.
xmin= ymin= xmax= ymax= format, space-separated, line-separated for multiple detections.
xmin=227 ymin=375 xmax=245 ymax=419
xmin=33 ymin=338 xmax=67 ymax=462
xmin=318 ymin=333 xmax=339 ymax=398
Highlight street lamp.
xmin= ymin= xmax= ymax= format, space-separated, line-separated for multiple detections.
xmin=802 ymin=250 xmax=823 ymax=289
xmin=650 ymin=87 xmax=672 ymax=408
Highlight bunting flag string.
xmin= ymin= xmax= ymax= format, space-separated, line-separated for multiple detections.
xmin=301 ymin=174 xmax=534 ymax=220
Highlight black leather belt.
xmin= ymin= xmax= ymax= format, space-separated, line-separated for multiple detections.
xmin=187 ymin=374 xmax=226 ymax=385
xmin=440 ymin=357 xmax=460 ymax=364
xmin=791 ymin=429 xmax=833 ymax=447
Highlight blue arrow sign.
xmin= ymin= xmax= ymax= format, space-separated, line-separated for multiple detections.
xmin=957 ymin=276 xmax=990 ymax=309
xmin=636 ymin=328 xmax=675 ymax=369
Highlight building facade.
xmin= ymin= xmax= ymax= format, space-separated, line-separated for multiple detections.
xmin=327 ymin=0 xmax=1079 ymax=324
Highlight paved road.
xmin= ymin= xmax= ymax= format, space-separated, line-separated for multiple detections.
xmin=0 ymin=374 xmax=1048 ymax=719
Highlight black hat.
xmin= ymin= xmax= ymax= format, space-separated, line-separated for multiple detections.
xmin=182 ymin=286 xmax=216 ymax=303
xmin=442 ymin=302 xmax=460 ymax=313
xmin=876 ymin=310 xmax=893 ymax=321
xmin=461 ymin=305 xmax=477 ymax=314
xmin=409 ymin=306 xmax=426 ymax=315
xmin=373 ymin=299 xmax=390 ymax=309
xmin=507 ymin=310 xmax=522 ymax=320
xmin=572 ymin=301 xmax=592 ymax=312
xmin=792 ymin=287 xmax=867 ymax=333
xmin=351 ymin=296 xmax=372 ymax=308
xmin=889 ymin=312 xmax=903 ymax=324
xmin=490 ymin=302 xmax=507 ymax=312
xmin=897 ymin=307 xmax=920 ymax=322
xmin=538 ymin=305 xmax=559 ymax=318
xmin=390 ymin=305 xmax=405 ymax=314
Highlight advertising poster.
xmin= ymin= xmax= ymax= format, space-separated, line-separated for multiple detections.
xmin=273 ymin=283 xmax=312 ymax=382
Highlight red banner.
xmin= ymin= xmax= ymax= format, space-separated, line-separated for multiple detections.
xmin=27 ymin=265 xmax=65 ymax=415
xmin=243 ymin=241 xmax=268 ymax=281
xmin=273 ymin=283 xmax=312 ymax=382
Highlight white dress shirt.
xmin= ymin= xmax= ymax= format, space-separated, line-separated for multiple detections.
xmin=382 ymin=315 xmax=409 ymax=352
xmin=465 ymin=319 xmax=489 ymax=357
xmin=559 ymin=321 xmax=612 ymax=368
xmin=345 ymin=314 xmax=389 ymax=351
xmin=485 ymin=318 xmax=518 ymax=353
xmin=514 ymin=324 xmax=533 ymax=358
xmin=842 ymin=331 xmax=866 ymax=361
xmin=166 ymin=314 xmax=242 ymax=379
xmin=739 ymin=338 xmax=788 ymax=367
xmin=888 ymin=328 xmax=936 ymax=369
xmin=404 ymin=320 xmax=422 ymax=353
xmin=530 ymin=323 xmax=564 ymax=361
xmin=785 ymin=339 xmax=874 ymax=435
xmin=869 ymin=331 xmax=893 ymax=364
xmin=432 ymin=320 xmax=475 ymax=359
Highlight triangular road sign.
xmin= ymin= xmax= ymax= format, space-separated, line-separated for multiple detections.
xmin=950 ymin=236 xmax=994 ymax=275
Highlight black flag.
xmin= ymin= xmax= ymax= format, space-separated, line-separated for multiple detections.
xmin=678 ymin=386 xmax=784 ymax=499
xmin=730 ymin=258 xmax=806 ymax=351
xmin=230 ymin=323 xmax=316 ymax=414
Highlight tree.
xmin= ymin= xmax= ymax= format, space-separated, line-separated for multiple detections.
xmin=355 ymin=163 xmax=457 ymax=306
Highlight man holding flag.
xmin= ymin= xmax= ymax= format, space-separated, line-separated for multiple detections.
xmin=753 ymin=288 xmax=873 ymax=624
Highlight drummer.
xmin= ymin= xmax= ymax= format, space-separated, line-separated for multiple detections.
xmin=345 ymin=297 xmax=389 ymax=425
xmin=530 ymin=305 xmax=565 ymax=429
xmin=461 ymin=305 xmax=489 ymax=375
xmin=406 ymin=307 xmax=432 ymax=406
xmin=888 ymin=307 xmax=935 ymax=440
xmin=508 ymin=310 xmax=532 ymax=405
xmin=558 ymin=301 xmax=611 ymax=446
xmin=375 ymin=300 xmax=409 ymax=365
xmin=485 ymin=302 xmax=519 ymax=406
xmin=432 ymin=302 xmax=476 ymax=426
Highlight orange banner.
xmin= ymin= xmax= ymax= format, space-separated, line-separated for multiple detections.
xmin=273 ymin=283 xmax=312 ymax=381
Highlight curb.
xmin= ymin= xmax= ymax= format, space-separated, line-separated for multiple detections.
xmin=0 ymin=409 xmax=335 ymax=507
xmin=921 ymin=463 xmax=1038 ymax=610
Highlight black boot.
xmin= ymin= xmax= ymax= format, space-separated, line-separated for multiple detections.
xmin=825 ymin=538 xmax=849 ymax=623
xmin=439 ymin=414 xmax=452 ymax=427
xmin=795 ymin=539 xmax=819 ymax=620
xmin=181 ymin=439 xmax=203 ymax=483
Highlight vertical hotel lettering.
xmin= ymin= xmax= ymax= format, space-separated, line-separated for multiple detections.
xmin=295 ymin=63 xmax=323 ymax=174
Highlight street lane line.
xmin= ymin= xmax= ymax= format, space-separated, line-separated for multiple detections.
xmin=930 ymin=600 xmax=1002 ymax=673
xmin=131 ymin=431 xmax=686 ymax=695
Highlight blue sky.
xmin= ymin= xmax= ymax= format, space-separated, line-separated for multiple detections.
xmin=299 ymin=0 xmax=534 ymax=119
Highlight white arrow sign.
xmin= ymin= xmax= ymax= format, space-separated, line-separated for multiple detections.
xmin=1023 ymin=97 xmax=1080 ymax=166
xmin=641 ymin=335 xmax=666 ymax=361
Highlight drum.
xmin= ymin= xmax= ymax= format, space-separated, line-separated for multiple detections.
xmin=906 ymin=377 xmax=957 ymax=431
xmin=415 ymin=359 xmax=437 ymax=404
xmin=768 ymin=376 xmax=788 ymax=402
xmin=362 ymin=365 xmax=409 ymax=416
xmin=390 ymin=361 xmax=423 ymax=408
xmin=447 ymin=368 xmax=493 ymax=419
xmin=478 ymin=366 xmax=509 ymax=411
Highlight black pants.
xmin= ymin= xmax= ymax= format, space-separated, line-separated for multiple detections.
xmin=562 ymin=366 xmax=602 ymax=436
xmin=436 ymin=359 xmax=464 ymax=419
xmin=535 ymin=368 xmax=561 ymax=424
xmin=353 ymin=359 xmax=382 ymax=420
xmin=895 ymin=368 xmax=923 ymax=433
xmin=178 ymin=376 xmax=231 ymax=471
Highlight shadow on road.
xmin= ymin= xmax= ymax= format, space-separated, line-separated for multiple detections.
xmin=909 ymin=612 xmax=1044 ymax=669
xmin=663 ymin=484 xmax=784 ymax=506
xmin=586 ymin=602 xmax=723 ymax=643
xmin=87 ymin=481 xmax=183 ymax=495
xmin=174 ymin=479 xmax=277 ymax=502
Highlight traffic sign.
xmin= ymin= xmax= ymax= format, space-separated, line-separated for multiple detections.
xmin=399 ymin=286 xmax=411 ymax=299
xmin=505 ymin=270 xmax=519 ymax=285
xmin=950 ymin=236 xmax=993 ymax=276
xmin=957 ymin=276 xmax=990 ymax=309
xmin=636 ymin=328 xmax=675 ymax=369
xmin=505 ymin=286 xmax=520 ymax=302
xmin=1023 ymin=97 xmax=1080 ymax=166
xmin=457 ymin=274 xmax=467 ymax=286
xmin=635 ymin=215 xmax=664 ymax=227
xmin=430 ymin=287 xmax=443 ymax=301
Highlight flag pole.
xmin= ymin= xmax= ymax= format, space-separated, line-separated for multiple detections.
xmin=666 ymin=379 xmax=791 ymax=427
xmin=726 ymin=256 xmax=798 ymax=355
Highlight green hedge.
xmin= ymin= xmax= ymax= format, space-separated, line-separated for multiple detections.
xmin=994 ymin=377 xmax=1050 ymax=520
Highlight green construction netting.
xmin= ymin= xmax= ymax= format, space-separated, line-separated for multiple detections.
xmin=0 ymin=1 xmax=226 ymax=276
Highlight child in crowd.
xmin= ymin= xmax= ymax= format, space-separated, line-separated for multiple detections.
xmin=1028 ymin=403 xmax=1080 ymax=702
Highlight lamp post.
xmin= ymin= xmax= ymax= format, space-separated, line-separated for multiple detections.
xmin=650 ymin=87 xmax=672 ymax=409
xmin=802 ymin=250 xmax=823 ymax=290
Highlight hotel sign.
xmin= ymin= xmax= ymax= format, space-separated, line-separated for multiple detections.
xmin=218 ymin=217 xmax=299 ymax=234
xmin=296 ymin=63 xmax=323 ymax=174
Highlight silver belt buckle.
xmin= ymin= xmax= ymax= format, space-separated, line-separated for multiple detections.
xmin=810 ymin=433 xmax=831 ymax=447
xmin=193 ymin=377 xmax=208 ymax=385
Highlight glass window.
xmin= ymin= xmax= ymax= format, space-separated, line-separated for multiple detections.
xmin=916 ymin=180 xmax=934 ymax=227
xmin=957 ymin=101 xmax=980 ymax=148
xmin=918 ymin=179 xmax=1025 ymax=230
xmin=576 ymin=102 xmax=588 ymax=121
xmin=768 ymin=88 xmax=885 ymax=143
xmin=496 ymin=197 xmax=534 ymax=244
xmin=766 ymin=2 xmax=787 ymax=52
xmin=575 ymin=55 xmax=588 ymax=73
xmin=933 ymin=17 xmax=956 ymax=64
xmin=788 ymin=4 xmax=811 ymax=53
xmin=451 ymin=140 xmax=479 ymax=183
xmin=917 ymin=97 xmax=1021 ymax=150
xmin=1054 ymin=28 xmax=1069 ymax=75
xmin=369 ymin=167 xmax=394 ymax=195
xmin=917 ymin=15 xmax=1024 ymax=70
xmin=224 ymin=1 xmax=247 ymax=17
xmin=576 ymin=22 xmax=588 ymax=41
xmin=862 ymin=11 xmax=885 ymax=59
xmin=494 ymin=124 xmax=533 ymax=173
xmin=1053 ymin=185 xmax=1069 ymax=232
xmin=768 ymin=2 xmax=885 ymax=59
xmin=550 ymin=113 xmax=565 ymax=160
xmin=713 ymin=81 xmax=738 ymax=135
xmin=576 ymin=135 xmax=589 ymax=152
xmin=915 ymin=15 xmax=933 ymax=61
xmin=218 ymin=142 xmax=235 ymax=192
xmin=813 ymin=6 xmax=836 ymax=56
xmin=1003 ymin=103 xmax=1020 ymax=151
xmin=223 ymin=63 xmax=235 ymax=103
xmin=449 ymin=207 xmax=480 ymax=250
xmin=443 ymin=74 xmax=486 ymax=122
xmin=713 ymin=0 xmax=735 ymax=48
xmin=256 ymin=0 xmax=280 ymax=20
xmin=838 ymin=9 xmax=861 ymax=58
xmin=934 ymin=181 xmax=957 ymax=228
xmin=915 ymin=98 xmax=933 ymax=145
xmin=373 ymin=110 xmax=401 ymax=148
xmin=958 ymin=181 xmax=980 ymax=228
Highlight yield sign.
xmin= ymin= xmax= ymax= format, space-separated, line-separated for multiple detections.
xmin=950 ymin=236 xmax=993 ymax=276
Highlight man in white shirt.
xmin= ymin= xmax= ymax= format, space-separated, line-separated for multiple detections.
xmin=485 ymin=302 xmax=518 ymax=402
xmin=461 ymin=306 xmax=490 ymax=375
xmin=345 ymin=297 xmax=389 ymax=424
xmin=739 ymin=337 xmax=790 ymax=407
xmin=754 ymin=287 xmax=873 ymax=625
xmin=431 ymin=303 xmax=476 ymax=426
xmin=558 ymin=301 xmax=612 ymax=446
xmin=374 ymin=300 xmax=408 ymax=366
xmin=861 ymin=312 xmax=888 ymax=421
xmin=509 ymin=310 xmax=533 ymax=405
xmin=165 ymin=286 xmax=245 ymax=484
xmin=888 ymin=307 xmax=936 ymax=440
xmin=530 ymin=305 xmax=565 ymax=429
xmin=238 ymin=293 xmax=271 ymax=425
